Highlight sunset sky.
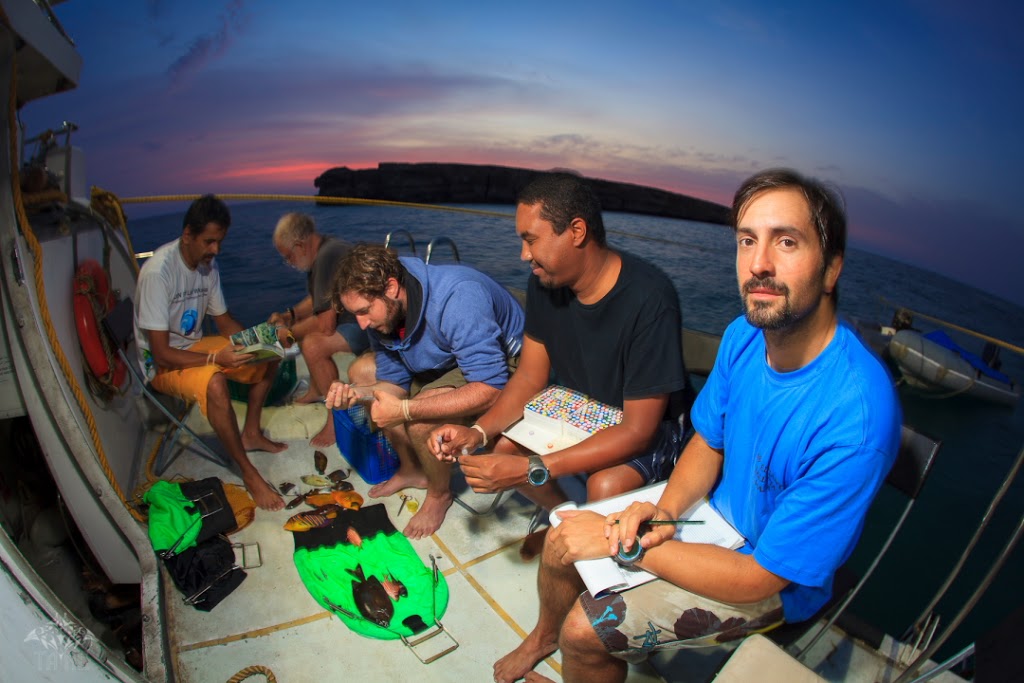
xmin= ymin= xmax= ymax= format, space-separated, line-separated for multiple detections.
xmin=22 ymin=1 xmax=1024 ymax=305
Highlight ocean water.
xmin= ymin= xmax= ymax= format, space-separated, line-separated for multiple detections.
xmin=129 ymin=199 xmax=1024 ymax=660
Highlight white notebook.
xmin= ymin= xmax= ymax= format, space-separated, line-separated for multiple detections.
xmin=549 ymin=481 xmax=745 ymax=597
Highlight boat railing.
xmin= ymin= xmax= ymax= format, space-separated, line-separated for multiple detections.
xmin=383 ymin=229 xmax=417 ymax=256
xmin=425 ymin=236 xmax=460 ymax=264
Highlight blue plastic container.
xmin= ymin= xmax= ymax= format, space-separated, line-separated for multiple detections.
xmin=333 ymin=405 xmax=399 ymax=485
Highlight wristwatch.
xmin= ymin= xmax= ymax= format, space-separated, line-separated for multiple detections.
xmin=526 ymin=454 xmax=550 ymax=487
xmin=613 ymin=541 xmax=645 ymax=566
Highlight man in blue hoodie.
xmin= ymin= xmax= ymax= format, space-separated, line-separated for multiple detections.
xmin=325 ymin=244 xmax=524 ymax=538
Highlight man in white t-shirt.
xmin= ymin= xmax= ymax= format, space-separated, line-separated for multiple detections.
xmin=135 ymin=194 xmax=286 ymax=511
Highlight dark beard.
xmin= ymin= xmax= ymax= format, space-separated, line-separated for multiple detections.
xmin=379 ymin=297 xmax=405 ymax=336
xmin=741 ymin=277 xmax=793 ymax=330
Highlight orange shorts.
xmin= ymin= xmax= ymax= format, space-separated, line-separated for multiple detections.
xmin=149 ymin=336 xmax=271 ymax=417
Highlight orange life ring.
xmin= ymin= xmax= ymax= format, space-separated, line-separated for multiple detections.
xmin=73 ymin=259 xmax=127 ymax=388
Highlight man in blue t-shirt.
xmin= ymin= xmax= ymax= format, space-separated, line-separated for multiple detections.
xmin=495 ymin=169 xmax=902 ymax=683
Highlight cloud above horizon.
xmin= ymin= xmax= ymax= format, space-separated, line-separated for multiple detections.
xmin=20 ymin=0 xmax=1023 ymax=307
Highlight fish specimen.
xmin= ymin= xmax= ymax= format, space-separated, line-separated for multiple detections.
xmin=347 ymin=565 xmax=407 ymax=627
xmin=332 ymin=490 xmax=364 ymax=510
xmin=346 ymin=526 xmax=363 ymax=548
xmin=301 ymin=474 xmax=332 ymax=488
xmin=327 ymin=468 xmax=351 ymax=484
xmin=285 ymin=493 xmax=307 ymax=509
xmin=303 ymin=492 xmax=336 ymax=507
xmin=314 ymin=450 xmax=328 ymax=475
xmin=284 ymin=504 xmax=341 ymax=532
xmin=278 ymin=482 xmax=295 ymax=495
xmin=331 ymin=480 xmax=354 ymax=492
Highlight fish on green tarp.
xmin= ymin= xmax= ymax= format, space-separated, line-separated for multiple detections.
xmin=284 ymin=504 xmax=341 ymax=532
xmin=347 ymin=565 xmax=407 ymax=627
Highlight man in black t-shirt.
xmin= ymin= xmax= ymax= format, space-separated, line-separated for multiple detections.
xmin=430 ymin=173 xmax=692 ymax=512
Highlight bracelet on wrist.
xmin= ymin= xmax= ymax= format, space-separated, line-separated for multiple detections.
xmin=401 ymin=399 xmax=412 ymax=422
xmin=470 ymin=423 xmax=488 ymax=448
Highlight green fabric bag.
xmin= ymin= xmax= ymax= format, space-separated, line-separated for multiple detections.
xmin=144 ymin=480 xmax=202 ymax=554
xmin=291 ymin=504 xmax=449 ymax=640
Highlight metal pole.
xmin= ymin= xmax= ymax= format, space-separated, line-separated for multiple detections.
xmin=892 ymin=510 xmax=1024 ymax=683
xmin=904 ymin=443 xmax=1024 ymax=640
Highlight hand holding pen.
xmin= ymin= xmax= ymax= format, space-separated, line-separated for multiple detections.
xmin=606 ymin=501 xmax=688 ymax=556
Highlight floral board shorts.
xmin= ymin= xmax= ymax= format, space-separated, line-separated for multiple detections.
xmin=579 ymin=579 xmax=785 ymax=664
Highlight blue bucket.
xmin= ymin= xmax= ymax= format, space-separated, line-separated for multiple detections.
xmin=333 ymin=405 xmax=399 ymax=485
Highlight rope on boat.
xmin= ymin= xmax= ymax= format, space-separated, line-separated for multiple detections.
xmin=226 ymin=665 xmax=277 ymax=683
xmin=91 ymin=186 xmax=140 ymax=277
xmin=6 ymin=58 xmax=145 ymax=523
xmin=880 ymin=296 xmax=1024 ymax=356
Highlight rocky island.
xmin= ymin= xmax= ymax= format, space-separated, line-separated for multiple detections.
xmin=315 ymin=162 xmax=730 ymax=224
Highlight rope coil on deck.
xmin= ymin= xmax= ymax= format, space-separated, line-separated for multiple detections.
xmin=226 ymin=665 xmax=277 ymax=683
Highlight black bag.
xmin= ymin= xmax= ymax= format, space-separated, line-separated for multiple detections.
xmin=147 ymin=477 xmax=246 ymax=611
xmin=163 ymin=536 xmax=246 ymax=612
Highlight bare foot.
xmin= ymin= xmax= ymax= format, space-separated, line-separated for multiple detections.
xmin=524 ymin=674 xmax=557 ymax=683
xmin=494 ymin=629 xmax=559 ymax=683
xmin=245 ymin=475 xmax=284 ymax=511
xmin=291 ymin=389 xmax=323 ymax=405
xmin=403 ymin=491 xmax=453 ymax=539
xmin=367 ymin=469 xmax=428 ymax=498
xmin=310 ymin=418 xmax=335 ymax=448
xmin=519 ymin=526 xmax=549 ymax=561
xmin=241 ymin=431 xmax=287 ymax=454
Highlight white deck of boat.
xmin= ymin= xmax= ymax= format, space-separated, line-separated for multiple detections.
xmin=142 ymin=358 xmax=966 ymax=683
xmin=155 ymin=386 xmax=663 ymax=683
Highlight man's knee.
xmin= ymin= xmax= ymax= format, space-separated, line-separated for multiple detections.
xmin=347 ymin=353 xmax=376 ymax=385
xmin=586 ymin=467 xmax=643 ymax=502
xmin=560 ymin=602 xmax=604 ymax=656
xmin=300 ymin=331 xmax=334 ymax=359
xmin=206 ymin=371 xmax=229 ymax=407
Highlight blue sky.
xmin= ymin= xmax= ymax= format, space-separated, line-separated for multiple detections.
xmin=23 ymin=1 xmax=1024 ymax=305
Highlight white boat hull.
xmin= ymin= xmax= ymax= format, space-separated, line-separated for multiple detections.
xmin=889 ymin=330 xmax=1020 ymax=406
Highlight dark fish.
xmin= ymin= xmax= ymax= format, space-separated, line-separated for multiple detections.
xmin=284 ymin=504 xmax=341 ymax=532
xmin=331 ymin=480 xmax=354 ymax=492
xmin=327 ymin=468 xmax=351 ymax=484
xmin=286 ymin=492 xmax=307 ymax=509
xmin=278 ymin=482 xmax=295 ymax=495
xmin=347 ymin=566 xmax=407 ymax=627
xmin=314 ymin=450 xmax=328 ymax=475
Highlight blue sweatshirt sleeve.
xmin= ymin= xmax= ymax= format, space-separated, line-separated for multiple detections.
xmin=437 ymin=282 xmax=512 ymax=389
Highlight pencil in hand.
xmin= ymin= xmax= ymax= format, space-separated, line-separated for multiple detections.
xmin=613 ymin=519 xmax=704 ymax=526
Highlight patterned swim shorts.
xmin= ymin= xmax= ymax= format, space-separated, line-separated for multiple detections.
xmin=579 ymin=579 xmax=784 ymax=664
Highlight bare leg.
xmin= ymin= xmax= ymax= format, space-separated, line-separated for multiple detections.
xmin=205 ymin=373 xmax=283 ymax=511
xmin=310 ymin=349 xmax=375 ymax=445
xmin=367 ymin=422 xmax=428 ymax=498
xmin=240 ymin=360 xmax=286 ymax=454
xmin=494 ymin=531 xmax=583 ymax=683
xmin=401 ymin=419 xmax=453 ymax=539
xmin=294 ymin=331 xmax=349 ymax=404
xmin=558 ymin=602 xmax=628 ymax=683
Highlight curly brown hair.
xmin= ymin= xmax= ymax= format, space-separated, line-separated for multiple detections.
xmin=331 ymin=243 xmax=404 ymax=311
